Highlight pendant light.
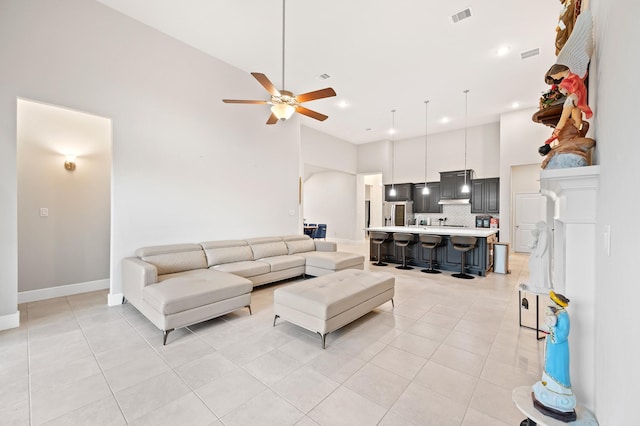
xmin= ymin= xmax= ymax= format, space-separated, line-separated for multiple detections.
xmin=422 ymin=100 xmax=430 ymax=195
xmin=389 ymin=109 xmax=397 ymax=197
xmin=461 ymin=89 xmax=470 ymax=194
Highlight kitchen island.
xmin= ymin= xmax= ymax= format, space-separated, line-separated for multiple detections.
xmin=366 ymin=226 xmax=499 ymax=276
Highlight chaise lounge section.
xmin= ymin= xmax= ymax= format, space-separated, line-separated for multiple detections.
xmin=122 ymin=235 xmax=364 ymax=344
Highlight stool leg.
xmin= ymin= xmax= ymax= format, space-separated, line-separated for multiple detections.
xmin=396 ymin=244 xmax=413 ymax=270
xmin=422 ymin=247 xmax=441 ymax=274
xmin=374 ymin=242 xmax=387 ymax=266
xmin=453 ymin=249 xmax=474 ymax=279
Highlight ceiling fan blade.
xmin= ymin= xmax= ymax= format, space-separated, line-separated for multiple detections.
xmin=251 ymin=73 xmax=281 ymax=97
xmin=222 ymin=99 xmax=269 ymax=104
xmin=266 ymin=113 xmax=279 ymax=125
xmin=296 ymin=106 xmax=329 ymax=121
xmin=295 ymin=87 xmax=337 ymax=103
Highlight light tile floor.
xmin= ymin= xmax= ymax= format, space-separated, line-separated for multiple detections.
xmin=1 ymin=241 xmax=544 ymax=425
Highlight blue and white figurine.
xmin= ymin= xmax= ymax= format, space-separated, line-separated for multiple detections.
xmin=532 ymin=291 xmax=577 ymax=422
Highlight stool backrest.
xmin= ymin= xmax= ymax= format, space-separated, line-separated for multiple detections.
xmin=450 ymin=235 xmax=477 ymax=247
xmin=393 ymin=233 xmax=415 ymax=243
xmin=370 ymin=231 xmax=389 ymax=241
xmin=419 ymin=234 xmax=442 ymax=245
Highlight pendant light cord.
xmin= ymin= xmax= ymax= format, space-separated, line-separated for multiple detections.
xmin=391 ymin=109 xmax=396 ymax=191
xmin=424 ymin=100 xmax=429 ymax=189
xmin=463 ymin=90 xmax=469 ymax=187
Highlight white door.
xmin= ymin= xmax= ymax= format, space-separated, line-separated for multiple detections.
xmin=514 ymin=193 xmax=546 ymax=253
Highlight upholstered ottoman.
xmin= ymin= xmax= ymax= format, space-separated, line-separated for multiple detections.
xmin=273 ymin=269 xmax=395 ymax=348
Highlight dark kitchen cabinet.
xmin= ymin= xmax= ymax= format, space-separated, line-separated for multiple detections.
xmin=470 ymin=178 xmax=500 ymax=214
xmin=440 ymin=170 xmax=473 ymax=200
xmin=384 ymin=183 xmax=413 ymax=201
xmin=412 ymin=183 xmax=442 ymax=213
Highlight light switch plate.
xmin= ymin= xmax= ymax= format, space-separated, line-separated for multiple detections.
xmin=40 ymin=208 xmax=48 ymax=217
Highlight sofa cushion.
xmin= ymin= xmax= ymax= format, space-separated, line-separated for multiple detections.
xmin=301 ymin=251 xmax=365 ymax=270
xmin=145 ymin=269 xmax=252 ymax=315
xmin=258 ymin=255 xmax=305 ymax=272
xmin=249 ymin=240 xmax=288 ymax=259
xmin=213 ymin=261 xmax=270 ymax=278
xmin=136 ymin=244 xmax=207 ymax=275
xmin=201 ymin=240 xmax=254 ymax=266
xmin=285 ymin=239 xmax=316 ymax=254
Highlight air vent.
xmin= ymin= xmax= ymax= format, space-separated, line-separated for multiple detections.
xmin=319 ymin=73 xmax=331 ymax=80
xmin=521 ymin=48 xmax=540 ymax=59
xmin=451 ymin=8 xmax=472 ymax=23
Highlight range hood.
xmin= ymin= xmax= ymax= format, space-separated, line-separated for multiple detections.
xmin=438 ymin=198 xmax=469 ymax=205
xmin=437 ymin=170 xmax=473 ymax=205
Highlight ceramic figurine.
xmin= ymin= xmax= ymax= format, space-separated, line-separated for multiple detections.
xmin=532 ymin=291 xmax=577 ymax=422
xmin=525 ymin=221 xmax=553 ymax=293
xmin=540 ymin=9 xmax=595 ymax=169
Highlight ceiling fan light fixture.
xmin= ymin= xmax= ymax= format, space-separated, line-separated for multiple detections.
xmin=271 ymin=103 xmax=296 ymax=121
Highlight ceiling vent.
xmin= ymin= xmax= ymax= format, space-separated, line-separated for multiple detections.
xmin=521 ymin=48 xmax=540 ymax=59
xmin=451 ymin=8 xmax=472 ymax=23
xmin=319 ymin=73 xmax=331 ymax=80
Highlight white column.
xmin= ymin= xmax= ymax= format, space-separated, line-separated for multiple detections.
xmin=540 ymin=165 xmax=599 ymax=411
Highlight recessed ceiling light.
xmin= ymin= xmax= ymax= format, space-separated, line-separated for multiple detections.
xmin=497 ymin=46 xmax=510 ymax=56
xmin=441 ymin=117 xmax=450 ymax=124
xmin=512 ymin=102 xmax=520 ymax=108
xmin=338 ymin=100 xmax=349 ymax=109
xmin=388 ymin=128 xmax=397 ymax=135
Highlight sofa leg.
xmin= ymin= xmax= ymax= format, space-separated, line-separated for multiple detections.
xmin=246 ymin=305 xmax=252 ymax=315
xmin=163 ymin=329 xmax=174 ymax=345
xmin=273 ymin=314 xmax=279 ymax=327
xmin=317 ymin=332 xmax=327 ymax=349
xmin=122 ymin=296 xmax=127 ymax=304
xmin=391 ymin=298 xmax=395 ymax=308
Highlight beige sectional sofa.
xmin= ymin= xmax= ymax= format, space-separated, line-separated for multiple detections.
xmin=122 ymin=235 xmax=364 ymax=344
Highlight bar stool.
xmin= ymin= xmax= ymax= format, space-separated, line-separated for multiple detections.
xmin=419 ymin=234 xmax=442 ymax=274
xmin=450 ymin=236 xmax=477 ymax=279
xmin=393 ymin=233 xmax=414 ymax=270
xmin=370 ymin=231 xmax=389 ymax=266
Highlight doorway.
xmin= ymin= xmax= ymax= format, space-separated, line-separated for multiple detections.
xmin=17 ymin=99 xmax=112 ymax=300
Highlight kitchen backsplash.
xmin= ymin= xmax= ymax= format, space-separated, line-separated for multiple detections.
xmin=414 ymin=204 xmax=499 ymax=228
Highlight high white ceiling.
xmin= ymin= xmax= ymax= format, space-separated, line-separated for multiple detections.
xmin=97 ymin=0 xmax=560 ymax=144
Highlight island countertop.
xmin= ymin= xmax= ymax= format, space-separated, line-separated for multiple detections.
xmin=366 ymin=226 xmax=499 ymax=238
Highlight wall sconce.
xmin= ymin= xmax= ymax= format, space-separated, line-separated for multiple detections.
xmin=64 ymin=155 xmax=76 ymax=171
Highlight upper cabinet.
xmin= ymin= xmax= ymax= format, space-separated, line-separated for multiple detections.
xmin=384 ymin=183 xmax=413 ymax=201
xmin=470 ymin=177 xmax=500 ymax=214
xmin=412 ymin=182 xmax=442 ymax=213
xmin=439 ymin=170 xmax=473 ymax=200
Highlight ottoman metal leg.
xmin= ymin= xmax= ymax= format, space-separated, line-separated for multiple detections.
xmin=246 ymin=305 xmax=252 ymax=315
xmin=317 ymin=332 xmax=327 ymax=349
xmin=273 ymin=314 xmax=279 ymax=326
xmin=163 ymin=329 xmax=174 ymax=345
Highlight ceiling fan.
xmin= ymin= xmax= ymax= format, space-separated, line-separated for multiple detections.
xmin=222 ymin=0 xmax=336 ymax=125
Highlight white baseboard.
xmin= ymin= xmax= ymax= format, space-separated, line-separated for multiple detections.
xmin=18 ymin=279 xmax=110 ymax=304
xmin=0 ymin=311 xmax=20 ymax=331
xmin=107 ymin=292 xmax=124 ymax=307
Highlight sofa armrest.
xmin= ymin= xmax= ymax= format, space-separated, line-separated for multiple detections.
xmin=122 ymin=257 xmax=158 ymax=305
xmin=314 ymin=241 xmax=337 ymax=252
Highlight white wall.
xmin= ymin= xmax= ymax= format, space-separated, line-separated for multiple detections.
xmin=17 ymin=100 xmax=111 ymax=292
xmin=591 ymin=0 xmax=639 ymax=423
xmin=499 ymin=108 xmax=551 ymax=244
xmin=301 ymin=125 xmax=358 ymax=240
xmin=0 ymin=0 xmax=302 ymax=318
xmin=357 ymin=123 xmax=500 ymax=184
xmin=303 ymin=171 xmax=357 ymax=240
xmin=301 ymin=126 xmax=357 ymax=174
